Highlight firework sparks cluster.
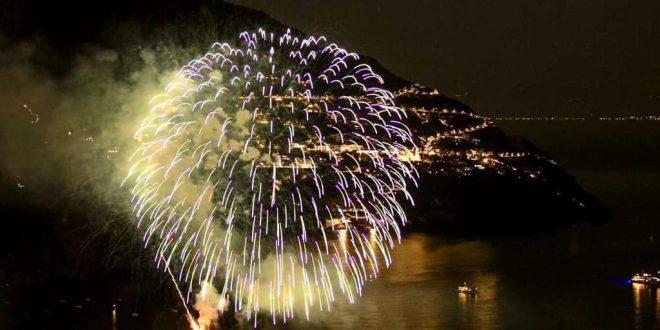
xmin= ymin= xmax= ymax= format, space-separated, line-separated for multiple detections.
xmin=124 ymin=28 xmax=417 ymax=324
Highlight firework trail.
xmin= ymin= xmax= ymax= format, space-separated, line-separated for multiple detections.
xmin=124 ymin=28 xmax=417 ymax=324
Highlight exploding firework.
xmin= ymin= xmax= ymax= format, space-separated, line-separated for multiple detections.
xmin=124 ymin=28 xmax=417 ymax=325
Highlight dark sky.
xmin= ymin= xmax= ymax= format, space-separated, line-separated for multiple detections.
xmin=229 ymin=0 xmax=660 ymax=117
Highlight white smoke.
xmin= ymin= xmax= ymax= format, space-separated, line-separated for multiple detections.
xmin=193 ymin=281 xmax=223 ymax=329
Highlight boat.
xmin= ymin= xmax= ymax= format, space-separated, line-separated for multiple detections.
xmin=631 ymin=271 xmax=660 ymax=286
xmin=457 ymin=282 xmax=478 ymax=296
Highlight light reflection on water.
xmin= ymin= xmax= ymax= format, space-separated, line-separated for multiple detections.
xmin=15 ymin=228 xmax=660 ymax=329
xmin=632 ymin=283 xmax=660 ymax=330
xmin=280 ymin=234 xmax=500 ymax=329
xmin=276 ymin=228 xmax=660 ymax=330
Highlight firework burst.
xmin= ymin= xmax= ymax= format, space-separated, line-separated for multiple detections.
xmin=124 ymin=28 xmax=417 ymax=324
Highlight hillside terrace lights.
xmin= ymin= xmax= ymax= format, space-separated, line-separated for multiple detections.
xmin=398 ymin=148 xmax=421 ymax=162
xmin=393 ymin=84 xmax=440 ymax=97
xmin=324 ymin=208 xmax=372 ymax=231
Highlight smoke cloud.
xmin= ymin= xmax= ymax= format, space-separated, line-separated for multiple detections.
xmin=193 ymin=281 xmax=222 ymax=329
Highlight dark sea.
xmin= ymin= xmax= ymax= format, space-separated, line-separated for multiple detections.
xmin=277 ymin=121 xmax=660 ymax=329
xmin=4 ymin=121 xmax=660 ymax=330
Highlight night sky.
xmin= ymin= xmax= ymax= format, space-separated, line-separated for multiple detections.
xmin=230 ymin=0 xmax=660 ymax=117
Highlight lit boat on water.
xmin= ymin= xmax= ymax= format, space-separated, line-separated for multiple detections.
xmin=631 ymin=271 xmax=660 ymax=286
xmin=458 ymin=282 xmax=478 ymax=296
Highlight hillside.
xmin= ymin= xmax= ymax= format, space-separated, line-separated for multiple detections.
xmin=0 ymin=0 xmax=608 ymax=236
